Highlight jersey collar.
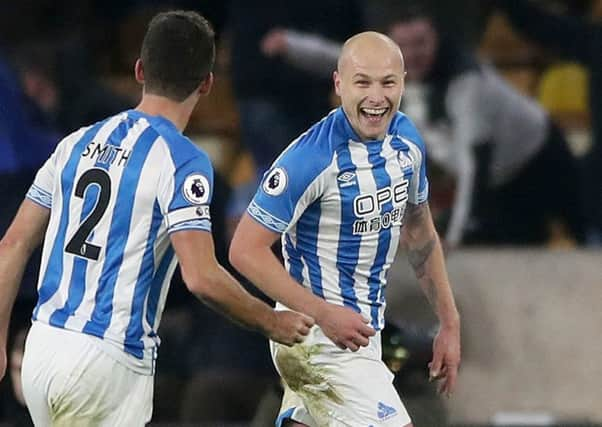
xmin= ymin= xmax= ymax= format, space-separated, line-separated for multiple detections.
xmin=333 ymin=107 xmax=398 ymax=145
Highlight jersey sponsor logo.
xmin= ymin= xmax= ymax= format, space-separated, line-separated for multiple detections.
xmin=262 ymin=167 xmax=288 ymax=196
xmin=353 ymin=206 xmax=405 ymax=234
xmin=352 ymin=180 xmax=408 ymax=235
xmin=377 ymin=401 xmax=397 ymax=420
xmin=353 ymin=181 xmax=408 ymax=217
xmin=183 ymin=173 xmax=210 ymax=205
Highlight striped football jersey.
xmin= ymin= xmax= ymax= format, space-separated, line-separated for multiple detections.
xmin=26 ymin=110 xmax=213 ymax=374
xmin=248 ymin=107 xmax=428 ymax=330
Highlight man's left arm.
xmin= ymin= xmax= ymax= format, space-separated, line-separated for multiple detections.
xmin=0 ymin=199 xmax=49 ymax=381
xmin=402 ymin=201 xmax=461 ymax=396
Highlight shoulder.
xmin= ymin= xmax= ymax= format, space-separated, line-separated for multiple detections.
xmin=389 ymin=111 xmax=426 ymax=152
xmin=273 ymin=110 xmax=340 ymax=177
xmin=155 ymin=130 xmax=213 ymax=172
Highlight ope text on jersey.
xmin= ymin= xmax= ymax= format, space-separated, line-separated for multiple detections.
xmin=352 ymin=180 xmax=408 ymax=235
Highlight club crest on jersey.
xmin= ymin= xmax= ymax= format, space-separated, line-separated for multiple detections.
xmin=397 ymin=151 xmax=412 ymax=169
xmin=183 ymin=173 xmax=210 ymax=205
xmin=263 ymin=167 xmax=287 ymax=196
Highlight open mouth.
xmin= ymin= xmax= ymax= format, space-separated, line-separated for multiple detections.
xmin=360 ymin=107 xmax=389 ymax=122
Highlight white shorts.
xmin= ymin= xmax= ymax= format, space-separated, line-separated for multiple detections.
xmin=21 ymin=321 xmax=153 ymax=427
xmin=270 ymin=326 xmax=411 ymax=427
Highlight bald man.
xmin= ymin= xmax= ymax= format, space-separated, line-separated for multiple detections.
xmin=230 ymin=32 xmax=460 ymax=427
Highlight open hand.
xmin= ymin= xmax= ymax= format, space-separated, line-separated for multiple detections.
xmin=429 ymin=324 xmax=461 ymax=397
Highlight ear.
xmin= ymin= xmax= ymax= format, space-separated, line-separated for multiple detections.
xmin=401 ymin=72 xmax=406 ymax=90
xmin=198 ymin=72 xmax=214 ymax=96
xmin=333 ymin=70 xmax=342 ymax=96
xmin=134 ymin=59 xmax=144 ymax=84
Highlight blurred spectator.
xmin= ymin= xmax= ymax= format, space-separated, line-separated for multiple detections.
xmin=495 ymin=0 xmax=602 ymax=245
xmin=12 ymin=39 xmax=131 ymax=136
xmin=0 ymin=50 xmax=57 ymax=305
xmin=255 ymin=6 xmax=586 ymax=247
xmin=0 ymin=52 xmax=57 ymax=175
xmin=388 ymin=6 xmax=586 ymax=247
xmin=226 ymin=0 xmax=363 ymax=176
xmin=90 ymin=0 xmax=229 ymax=75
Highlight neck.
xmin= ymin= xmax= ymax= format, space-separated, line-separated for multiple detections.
xmin=135 ymin=92 xmax=197 ymax=131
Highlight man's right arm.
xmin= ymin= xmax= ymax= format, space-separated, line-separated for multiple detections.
xmin=444 ymin=73 xmax=483 ymax=248
xmin=170 ymin=229 xmax=314 ymax=346
xmin=0 ymin=199 xmax=50 ymax=381
xmin=229 ymin=213 xmax=375 ymax=351
xmin=261 ymin=28 xmax=340 ymax=78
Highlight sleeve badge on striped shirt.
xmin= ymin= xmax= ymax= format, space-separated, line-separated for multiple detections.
xmin=183 ymin=173 xmax=210 ymax=205
xmin=262 ymin=167 xmax=288 ymax=196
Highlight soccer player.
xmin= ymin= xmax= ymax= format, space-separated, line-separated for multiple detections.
xmin=0 ymin=10 xmax=313 ymax=426
xmin=229 ymin=31 xmax=461 ymax=426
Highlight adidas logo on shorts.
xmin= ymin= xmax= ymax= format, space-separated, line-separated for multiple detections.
xmin=377 ymin=401 xmax=397 ymax=420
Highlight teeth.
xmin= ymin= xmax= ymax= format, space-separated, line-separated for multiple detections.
xmin=361 ymin=107 xmax=387 ymax=115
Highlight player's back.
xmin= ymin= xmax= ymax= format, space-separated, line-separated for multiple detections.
xmin=26 ymin=110 xmax=211 ymax=373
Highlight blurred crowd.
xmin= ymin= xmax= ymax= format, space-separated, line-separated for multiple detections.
xmin=1 ymin=0 xmax=601 ymax=425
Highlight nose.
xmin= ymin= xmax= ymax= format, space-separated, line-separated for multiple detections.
xmin=366 ymin=85 xmax=386 ymax=105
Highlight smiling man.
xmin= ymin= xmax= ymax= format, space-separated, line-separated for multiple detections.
xmin=335 ymin=32 xmax=404 ymax=140
xmin=230 ymin=31 xmax=460 ymax=427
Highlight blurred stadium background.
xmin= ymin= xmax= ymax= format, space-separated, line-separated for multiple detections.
xmin=1 ymin=1 xmax=601 ymax=426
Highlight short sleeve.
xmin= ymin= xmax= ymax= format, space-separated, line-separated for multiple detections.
xmin=158 ymin=153 xmax=214 ymax=234
xmin=408 ymin=137 xmax=429 ymax=205
xmin=26 ymin=146 xmax=60 ymax=209
xmin=394 ymin=115 xmax=429 ymax=205
xmin=248 ymin=141 xmax=329 ymax=234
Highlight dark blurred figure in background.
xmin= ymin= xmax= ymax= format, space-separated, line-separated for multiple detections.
xmin=12 ymin=40 xmax=131 ymax=137
xmin=227 ymin=0 xmax=363 ymax=176
xmin=388 ymin=5 xmax=586 ymax=247
xmin=494 ymin=0 xmax=602 ymax=246
xmin=0 ymin=56 xmax=56 ymax=174
xmin=0 ymin=50 xmax=58 ymax=336
xmin=224 ymin=0 xmax=365 ymax=290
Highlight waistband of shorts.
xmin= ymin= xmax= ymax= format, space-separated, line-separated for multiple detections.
xmin=32 ymin=321 xmax=155 ymax=376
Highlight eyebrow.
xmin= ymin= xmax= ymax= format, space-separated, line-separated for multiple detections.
xmin=352 ymin=73 xmax=400 ymax=80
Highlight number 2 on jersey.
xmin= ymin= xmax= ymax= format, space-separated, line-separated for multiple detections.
xmin=65 ymin=168 xmax=111 ymax=260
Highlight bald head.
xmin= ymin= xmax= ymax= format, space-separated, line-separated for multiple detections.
xmin=333 ymin=31 xmax=405 ymax=142
xmin=337 ymin=31 xmax=404 ymax=75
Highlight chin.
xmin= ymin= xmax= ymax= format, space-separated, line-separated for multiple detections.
xmin=362 ymin=130 xmax=385 ymax=141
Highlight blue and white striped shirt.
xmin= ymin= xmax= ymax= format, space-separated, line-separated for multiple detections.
xmin=26 ymin=110 xmax=214 ymax=374
xmin=248 ymin=107 xmax=428 ymax=330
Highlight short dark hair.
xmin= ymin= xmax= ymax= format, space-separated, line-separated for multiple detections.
xmin=140 ymin=10 xmax=215 ymax=102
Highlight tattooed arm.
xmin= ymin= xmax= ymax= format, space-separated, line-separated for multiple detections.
xmin=402 ymin=202 xmax=461 ymax=397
